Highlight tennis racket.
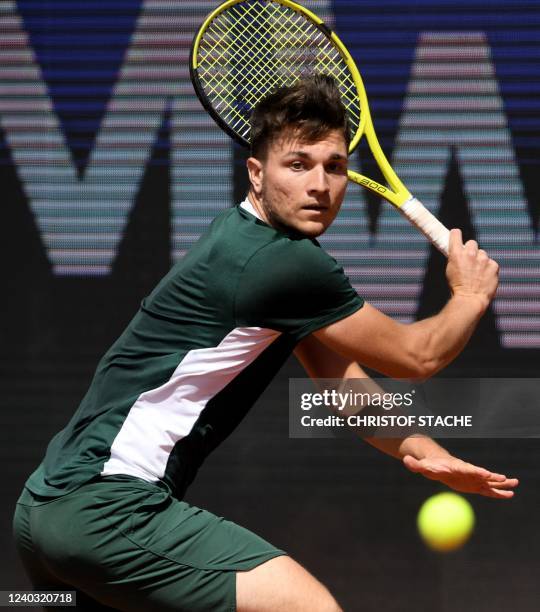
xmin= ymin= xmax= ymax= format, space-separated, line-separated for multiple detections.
xmin=190 ymin=0 xmax=450 ymax=255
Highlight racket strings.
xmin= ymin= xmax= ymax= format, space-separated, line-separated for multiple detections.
xmin=195 ymin=0 xmax=361 ymax=143
xmin=204 ymin=6 xmax=313 ymax=108
xmin=203 ymin=1 xmax=360 ymax=124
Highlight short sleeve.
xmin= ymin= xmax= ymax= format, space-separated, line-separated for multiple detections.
xmin=235 ymin=237 xmax=364 ymax=341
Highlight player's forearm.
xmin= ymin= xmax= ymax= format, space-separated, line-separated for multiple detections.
xmin=364 ymin=434 xmax=451 ymax=461
xmin=405 ymin=294 xmax=486 ymax=377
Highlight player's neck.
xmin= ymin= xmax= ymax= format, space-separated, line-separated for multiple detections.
xmin=247 ymin=191 xmax=271 ymax=225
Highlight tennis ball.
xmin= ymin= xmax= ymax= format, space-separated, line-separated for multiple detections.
xmin=417 ymin=492 xmax=475 ymax=552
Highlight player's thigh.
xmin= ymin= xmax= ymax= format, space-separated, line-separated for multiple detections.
xmin=236 ymin=555 xmax=342 ymax=612
xmin=13 ymin=493 xmax=117 ymax=612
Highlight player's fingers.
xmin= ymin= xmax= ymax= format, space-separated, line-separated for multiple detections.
xmin=480 ymin=471 xmax=518 ymax=484
xmin=402 ymin=455 xmax=424 ymax=473
xmin=448 ymin=228 xmax=463 ymax=256
xmin=482 ymin=487 xmax=516 ymax=499
xmin=462 ymin=463 xmax=493 ymax=479
xmin=478 ymin=249 xmax=489 ymax=261
xmin=464 ymin=463 xmax=513 ymax=484
xmin=464 ymin=239 xmax=479 ymax=254
xmin=402 ymin=455 xmax=419 ymax=471
xmin=486 ymin=477 xmax=519 ymax=489
xmin=479 ymin=470 xmax=504 ymax=481
xmin=489 ymin=258 xmax=500 ymax=274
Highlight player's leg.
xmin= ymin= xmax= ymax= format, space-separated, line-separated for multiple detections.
xmin=237 ymin=555 xmax=342 ymax=612
xmin=13 ymin=489 xmax=117 ymax=611
xmin=14 ymin=477 xmax=297 ymax=611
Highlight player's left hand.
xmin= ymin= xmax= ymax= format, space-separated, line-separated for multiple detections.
xmin=402 ymin=454 xmax=519 ymax=499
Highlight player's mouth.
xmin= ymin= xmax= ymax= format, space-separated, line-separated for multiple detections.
xmin=302 ymin=204 xmax=329 ymax=212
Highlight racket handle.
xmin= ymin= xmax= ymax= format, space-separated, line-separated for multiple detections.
xmin=399 ymin=197 xmax=450 ymax=257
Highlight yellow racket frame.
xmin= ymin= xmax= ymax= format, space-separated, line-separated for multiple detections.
xmin=191 ymin=0 xmax=413 ymax=208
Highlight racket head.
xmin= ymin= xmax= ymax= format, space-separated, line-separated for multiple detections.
xmin=190 ymin=0 xmax=368 ymax=153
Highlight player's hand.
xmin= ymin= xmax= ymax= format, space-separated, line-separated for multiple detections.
xmin=446 ymin=228 xmax=499 ymax=311
xmin=402 ymin=454 xmax=519 ymax=499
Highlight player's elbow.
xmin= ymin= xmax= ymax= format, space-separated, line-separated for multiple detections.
xmin=404 ymin=331 xmax=443 ymax=381
xmin=393 ymin=355 xmax=437 ymax=381
xmin=377 ymin=345 xmax=437 ymax=380
xmin=412 ymin=356 xmax=440 ymax=381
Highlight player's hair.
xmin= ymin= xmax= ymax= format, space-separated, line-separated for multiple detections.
xmin=250 ymin=73 xmax=350 ymax=160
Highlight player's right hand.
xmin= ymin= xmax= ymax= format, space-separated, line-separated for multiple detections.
xmin=445 ymin=228 xmax=499 ymax=311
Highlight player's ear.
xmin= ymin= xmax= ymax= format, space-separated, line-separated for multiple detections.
xmin=246 ymin=157 xmax=264 ymax=195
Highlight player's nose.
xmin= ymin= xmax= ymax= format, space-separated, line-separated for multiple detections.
xmin=307 ymin=165 xmax=330 ymax=194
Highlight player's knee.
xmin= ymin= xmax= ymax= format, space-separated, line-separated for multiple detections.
xmin=236 ymin=555 xmax=342 ymax=612
xmin=316 ymin=593 xmax=343 ymax=612
xmin=304 ymin=581 xmax=342 ymax=612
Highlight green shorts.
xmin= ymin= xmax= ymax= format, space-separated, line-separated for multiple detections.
xmin=13 ymin=476 xmax=286 ymax=611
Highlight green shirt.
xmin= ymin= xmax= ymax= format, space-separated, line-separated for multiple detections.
xmin=27 ymin=203 xmax=363 ymax=499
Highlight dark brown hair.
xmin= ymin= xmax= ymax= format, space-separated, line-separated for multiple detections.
xmin=250 ymin=73 xmax=350 ymax=160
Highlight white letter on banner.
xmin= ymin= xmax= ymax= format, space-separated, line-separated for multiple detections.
xmin=320 ymin=31 xmax=539 ymax=348
xmin=0 ymin=0 xmax=232 ymax=274
xmin=390 ymin=32 xmax=539 ymax=348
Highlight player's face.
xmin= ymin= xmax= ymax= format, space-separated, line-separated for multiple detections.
xmin=248 ymin=129 xmax=349 ymax=237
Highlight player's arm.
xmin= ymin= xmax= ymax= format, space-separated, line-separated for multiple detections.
xmin=295 ymin=334 xmax=448 ymax=460
xmin=313 ymin=229 xmax=498 ymax=379
xmin=294 ymin=335 xmax=518 ymax=499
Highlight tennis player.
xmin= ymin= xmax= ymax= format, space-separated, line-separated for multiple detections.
xmin=13 ymin=75 xmax=518 ymax=612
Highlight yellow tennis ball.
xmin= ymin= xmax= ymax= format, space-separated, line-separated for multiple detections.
xmin=417 ymin=492 xmax=475 ymax=552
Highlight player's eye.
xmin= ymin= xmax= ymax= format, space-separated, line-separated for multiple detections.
xmin=289 ymin=160 xmax=305 ymax=171
xmin=327 ymin=162 xmax=346 ymax=173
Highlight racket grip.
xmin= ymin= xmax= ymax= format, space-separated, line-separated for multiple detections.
xmin=399 ymin=197 xmax=450 ymax=257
